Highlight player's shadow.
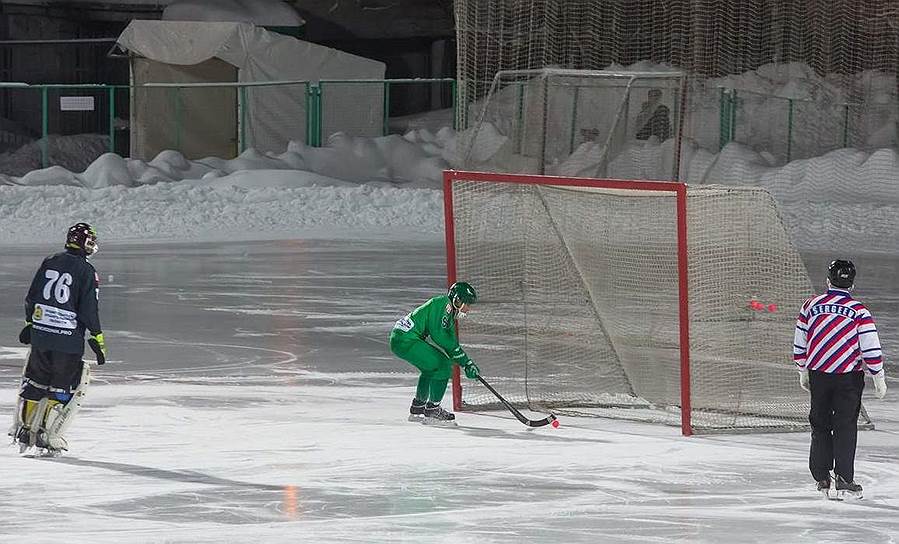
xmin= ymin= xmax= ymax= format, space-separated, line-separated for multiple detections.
xmin=45 ymin=456 xmax=284 ymax=490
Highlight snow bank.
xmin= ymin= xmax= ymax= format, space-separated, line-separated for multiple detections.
xmin=551 ymin=136 xmax=899 ymax=254
xmin=1 ymin=120 xmax=898 ymax=253
xmin=0 ymin=182 xmax=442 ymax=245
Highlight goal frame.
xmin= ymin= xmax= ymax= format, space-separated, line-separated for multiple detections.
xmin=444 ymin=169 xmax=695 ymax=435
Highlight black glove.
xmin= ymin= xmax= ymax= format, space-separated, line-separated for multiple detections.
xmin=18 ymin=322 xmax=31 ymax=345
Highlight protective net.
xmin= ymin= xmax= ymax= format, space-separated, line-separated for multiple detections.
xmin=447 ymin=171 xmax=872 ymax=433
xmin=454 ymin=0 xmax=899 ymax=171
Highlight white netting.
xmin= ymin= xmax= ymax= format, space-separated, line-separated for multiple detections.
xmin=448 ymin=173 xmax=872 ymax=433
xmin=454 ymin=1 xmax=899 ymax=138
xmin=452 ymin=2 xmax=899 ymax=258
xmin=459 ymin=69 xmax=686 ymax=179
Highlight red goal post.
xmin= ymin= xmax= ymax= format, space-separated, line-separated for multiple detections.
xmin=444 ymin=169 xmax=826 ymax=435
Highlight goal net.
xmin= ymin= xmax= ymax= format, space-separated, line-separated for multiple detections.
xmin=445 ymin=170 xmax=872 ymax=434
xmin=459 ymin=69 xmax=686 ymax=181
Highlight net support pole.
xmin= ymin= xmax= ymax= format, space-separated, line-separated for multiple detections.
xmin=443 ymin=171 xmax=463 ymax=411
xmin=676 ymin=183 xmax=692 ymax=436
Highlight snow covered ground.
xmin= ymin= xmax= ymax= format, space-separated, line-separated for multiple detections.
xmin=1 ymin=240 xmax=898 ymax=544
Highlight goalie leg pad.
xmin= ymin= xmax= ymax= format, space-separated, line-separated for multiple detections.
xmin=8 ymin=397 xmax=26 ymax=441
xmin=42 ymin=362 xmax=91 ymax=451
xmin=20 ymin=398 xmax=50 ymax=448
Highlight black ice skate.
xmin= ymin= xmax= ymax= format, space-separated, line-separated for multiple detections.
xmin=422 ymin=402 xmax=456 ymax=426
xmin=834 ymin=475 xmax=863 ymax=500
xmin=816 ymin=477 xmax=832 ymax=499
xmin=13 ymin=426 xmax=32 ymax=454
xmin=408 ymin=399 xmax=426 ymax=422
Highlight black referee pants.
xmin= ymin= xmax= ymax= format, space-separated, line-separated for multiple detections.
xmin=808 ymin=369 xmax=865 ymax=482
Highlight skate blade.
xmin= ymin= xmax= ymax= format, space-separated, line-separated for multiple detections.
xmin=21 ymin=448 xmax=63 ymax=458
xmin=835 ymin=490 xmax=863 ymax=501
xmin=422 ymin=418 xmax=457 ymax=427
xmin=407 ymin=414 xmax=424 ymax=422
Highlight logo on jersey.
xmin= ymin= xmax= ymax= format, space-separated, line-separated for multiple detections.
xmin=810 ymin=304 xmax=857 ymax=319
xmin=32 ymin=303 xmax=77 ymax=330
xmin=394 ymin=315 xmax=414 ymax=332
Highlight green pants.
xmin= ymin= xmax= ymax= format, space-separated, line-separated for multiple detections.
xmin=390 ymin=331 xmax=452 ymax=403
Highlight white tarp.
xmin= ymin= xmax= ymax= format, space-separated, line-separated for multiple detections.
xmin=162 ymin=0 xmax=305 ymax=27
xmin=116 ymin=20 xmax=385 ymax=159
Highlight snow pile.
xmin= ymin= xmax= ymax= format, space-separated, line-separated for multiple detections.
xmin=551 ymin=136 xmax=899 ymax=254
xmin=0 ymin=134 xmax=109 ymax=177
xmin=0 ymin=131 xmax=451 ymax=190
xmin=1 ymin=121 xmax=898 ymax=252
xmin=0 ymin=182 xmax=442 ymax=244
xmin=692 ymin=62 xmax=897 ymax=161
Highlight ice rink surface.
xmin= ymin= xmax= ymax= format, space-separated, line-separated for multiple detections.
xmin=1 ymin=239 xmax=898 ymax=543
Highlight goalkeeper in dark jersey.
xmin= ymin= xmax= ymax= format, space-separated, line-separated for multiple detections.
xmin=389 ymin=282 xmax=480 ymax=425
xmin=11 ymin=223 xmax=107 ymax=455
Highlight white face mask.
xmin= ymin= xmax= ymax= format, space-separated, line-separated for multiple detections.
xmin=453 ymin=298 xmax=469 ymax=318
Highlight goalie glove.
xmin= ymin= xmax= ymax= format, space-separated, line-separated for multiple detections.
xmin=88 ymin=332 xmax=107 ymax=365
xmin=18 ymin=321 xmax=31 ymax=345
xmin=462 ymin=360 xmax=480 ymax=380
xmin=798 ymin=369 xmax=810 ymax=393
xmin=873 ymin=372 xmax=887 ymax=400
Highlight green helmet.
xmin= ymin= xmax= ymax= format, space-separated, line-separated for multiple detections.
xmin=448 ymin=281 xmax=477 ymax=306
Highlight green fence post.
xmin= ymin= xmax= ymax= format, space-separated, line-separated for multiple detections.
xmin=305 ymin=83 xmax=312 ymax=145
xmin=786 ymin=98 xmax=793 ymax=163
xmin=450 ymin=79 xmax=458 ymax=131
xmin=108 ymin=86 xmax=116 ymax=154
xmin=383 ymin=81 xmax=390 ymax=136
xmin=239 ymin=85 xmax=247 ymax=153
xmin=310 ymin=83 xmax=321 ymax=147
xmin=41 ymin=86 xmax=49 ymax=169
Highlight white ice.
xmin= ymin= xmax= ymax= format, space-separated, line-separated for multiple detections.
xmin=1 ymin=241 xmax=898 ymax=544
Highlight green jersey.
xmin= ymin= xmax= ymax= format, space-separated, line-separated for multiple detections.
xmin=391 ymin=295 xmax=471 ymax=366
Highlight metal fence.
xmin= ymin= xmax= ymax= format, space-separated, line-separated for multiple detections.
xmin=717 ymin=88 xmax=899 ymax=164
xmin=0 ymin=78 xmax=456 ymax=175
xmin=0 ymin=78 xmax=893 ymax=176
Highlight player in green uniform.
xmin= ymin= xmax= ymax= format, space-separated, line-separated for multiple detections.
xmin=389 ymin=282 xmax=480 ymax=424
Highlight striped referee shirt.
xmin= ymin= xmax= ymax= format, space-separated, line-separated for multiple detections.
xmin=793 ymin=288 xmax=883 ymax=374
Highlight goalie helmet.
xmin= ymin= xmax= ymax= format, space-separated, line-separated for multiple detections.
xmin=827 ymin=259 xmax=855 ymax=289
xmin=65 ymin=222 xmax=98 ymax=256
xmin=448 ymin=281 xmax=477 ymax=307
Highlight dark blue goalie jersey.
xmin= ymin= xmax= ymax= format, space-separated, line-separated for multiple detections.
xmin=25 ymin=250 xmax=101 ymax=356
